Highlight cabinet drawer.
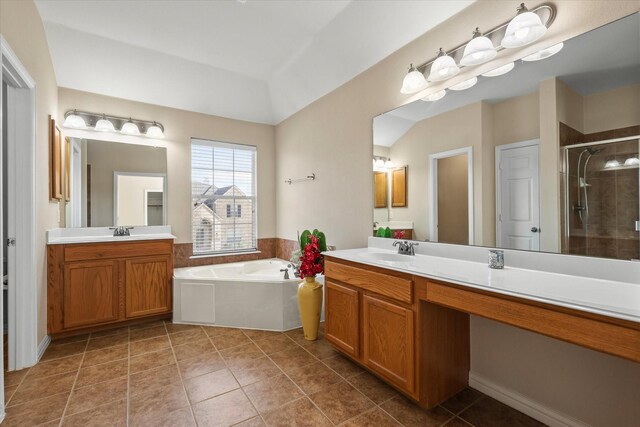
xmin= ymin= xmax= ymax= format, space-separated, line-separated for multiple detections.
xmin=325 ymin=260 xmax=412 ymax=304
xmin=65 ymin=240 xmax=173 ymax=262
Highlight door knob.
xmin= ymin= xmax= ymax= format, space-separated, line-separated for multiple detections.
xmin=531 ymin=227 xmax=539 ymax=233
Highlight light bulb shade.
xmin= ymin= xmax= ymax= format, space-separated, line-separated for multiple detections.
xmin=421 ymin=89 xmax=446 ymax=102
xmin=384 ymin=159 xmax=394 ymax=169
xmin=449 ymin=77 xmax=478 ymax=91
xmin=624 ymin=157 xmax=639 ymax=166
xmin=460 ymin=36 xmax=496 ymax=66
xmin=146 ymin=124 xmax=164 ymax=138
xmin=62 ymin=113 xmax=86 ymax=129
xmin=501 ymin=10 xmax=547 ymax=48
xmin=121 ymin=120 xmax=140 ymax=135
xmin=94 ymin=117 xmax=115 ymax=132
xmin=375 ymin=159 xmax=385 ymax=168
xmin=428 ymin=53 xmax=459 ymax=82
xmin=522 ymin=42 xmax=564 ymax=61
xmin=400 ymin=65 xmax=428 ymax=94
xmin=482 ymin=62 xmax=515 ymax=77
xmin=605 ymin=159 xmax=620 ymax=168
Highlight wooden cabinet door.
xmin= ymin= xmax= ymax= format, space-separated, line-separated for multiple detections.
xmin=374 ymin=171 xmax=387 ymax=208
xmin=125 ymin=256 xmax=171 ymax=318
xmin=325 ymin=280 xmax=360 ymax=358
xmin=63 ymin=260 xmax=119 ymax=329
xmin=362 ymin=294 xmax=415 ymax=394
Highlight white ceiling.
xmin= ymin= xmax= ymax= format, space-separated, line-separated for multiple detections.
xmin=35 ymin=0 xmax=474 ymax=125
xmin=376 ymin=12 xmax=640 ymax=147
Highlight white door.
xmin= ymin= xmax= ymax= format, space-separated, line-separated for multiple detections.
xmin=497 ymin=141 xmax=540 ymax=251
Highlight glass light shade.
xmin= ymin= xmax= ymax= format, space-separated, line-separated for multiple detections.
xmin=375 ymin=158 xmax=385 ymax=168
xmin=146 ymin=123 xmax=164 ymax=138
xmin=605 ymin=159 xmax=620 ymax=168
xmin=121 ymin=120 xmax=140 ymax=135
xmin=400 ymin=65 xmax=428 ymax=94
xmin=482 ymin=62 xmax=515 ymax=77
xmin=522 ymin=42 xmax=564 ymax=61
xmin=428 ymin=51 xmax=459 ymax=82
xmin=449 ymin=77 xmax=478 ymax=91
xmin=62 ymin=112 xmax=86 ymax=129
xmin=384 ymin=159 xmax=394 ymax=169
xmin=501 ymin=9 xmax=547 ymax=48
xmin=624 ymin=157 xmax=639 ymax=166
xmin=421 ymin=89 xmax=446 ymax=102
xmin=460 ymin=36 xmax=496 ymax=66
xmin=94 ymin=116 xmax=115 ymax=132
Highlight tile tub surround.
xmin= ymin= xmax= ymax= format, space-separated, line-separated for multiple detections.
xmin=174 ymin=238 xmax=300 ymax=268
xmin=2 ymin=320 xmax=543 ymax=427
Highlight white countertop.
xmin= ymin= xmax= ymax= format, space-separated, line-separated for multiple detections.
xmin=46 ymin=226 xmax=176 ymax=245
xmin=325 ymin=245 xmax=640 ymax=324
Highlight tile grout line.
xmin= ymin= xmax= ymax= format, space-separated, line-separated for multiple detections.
xmin=126 ymin=326 xmax=131 ymax=427
xmin=57 ymin=334 xmax=90 ymax=426
xmin=163 ymin=321 xmax=198 ymax=426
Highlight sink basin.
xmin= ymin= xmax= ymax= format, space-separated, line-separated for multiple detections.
xmin=362 ymin=252 xmax=412 ymax=263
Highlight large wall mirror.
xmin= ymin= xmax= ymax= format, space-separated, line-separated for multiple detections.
xmin=64 ymin=139 xmax=167 ymax=228
xmin=373 ymin=13 xmax=639 ymax=261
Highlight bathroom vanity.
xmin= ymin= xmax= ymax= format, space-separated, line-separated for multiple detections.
xmin=46 ymin=227 xmax=175 ymax=336
xmin=324 ymin=239 xmax=640 ymax=408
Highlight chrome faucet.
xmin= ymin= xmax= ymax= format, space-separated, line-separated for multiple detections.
xmin=393 ymin=240 xmax=419 ymax=256
xmin=110 ymin=226 xmax=133 ymax=237
xmin=287 ymin=263 xmax=299 ymax=278
xmin=280 ymin=268 xmax=290 ymax=280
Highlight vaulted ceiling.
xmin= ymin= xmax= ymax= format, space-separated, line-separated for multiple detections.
xmin=35 ymin=0 xmax=474 ymax=124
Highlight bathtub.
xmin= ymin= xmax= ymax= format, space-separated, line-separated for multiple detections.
xmin=173 ymin=258 xmax=324 ymax=331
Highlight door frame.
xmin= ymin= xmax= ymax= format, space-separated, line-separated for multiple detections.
xmin=113 ymin=171 xmax=167 ymax=226
xmin=495 ymin=139 xmax=540 ymax=249
xmin=1 ymin=37 xmax=38 ymax=377
xmin=428 ymin=146 xmax=474 ymax=244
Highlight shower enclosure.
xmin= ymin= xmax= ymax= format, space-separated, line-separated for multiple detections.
xmin=562 ymin=137 xmax=640 ymax=260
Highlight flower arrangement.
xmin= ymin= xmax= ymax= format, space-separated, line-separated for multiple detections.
xmin=297 ymin=229 xmax=327 ymax=279
xmin=393 ymin=230 xmax=406 ymax=239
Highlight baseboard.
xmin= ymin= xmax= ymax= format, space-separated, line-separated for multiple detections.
xmin=469 ymin=372 xmax=590 ymax=427
xmin=37 ymin=335 xmax=51 ymax=362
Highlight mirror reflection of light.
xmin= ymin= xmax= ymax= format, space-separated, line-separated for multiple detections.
xmin=605 ymin=159 xmax=620 ymax=168
xmin=481 ymin=62 xmax=515 ymax=77
xmin=421 ymin=89 xmax=447 ymax=102
xmin=522 ymin=42 xmax=564 ymax=62
xmin=624 ymin=157 xmax=639 ymax=166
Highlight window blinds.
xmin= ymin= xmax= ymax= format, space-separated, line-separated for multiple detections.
xmin=191 ymin=138 xmax=257 ymax=254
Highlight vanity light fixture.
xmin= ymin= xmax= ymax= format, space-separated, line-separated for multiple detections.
xmin=384 ymin=159 xmax=395 ymax=169
xmin=481 ymin=62 xmax=515 ymax=77
xmin=460 ymin=28 xmax=496 ymax=66
xmin=427 ymin=49 xmax=460 ymax=82
xmin=146 ymin=121 xmax=164 ymax=138
xmin=605 ymin=159 xmax=620 ymax=168
xmin=94 ymin=114 xmax=115 ymax=132
xmin=62 ymin=110 xmax=87 ymax=129
xmin=421 ymin=89 xmax=447 ymax=102
xmin=522 ymin=42 xmax=564 ymax=61
xmin=400 ymin=64 xmax=428 ymax=94
xmin=449 ymin=77 xmax=478 ymax=91
xmin=501 ymin=3 xmax=547 ymax=48
xmin=624 ymin=156 xmax=639 ymax=166
xmin=121 ymin=118 xmax=140 ymax=136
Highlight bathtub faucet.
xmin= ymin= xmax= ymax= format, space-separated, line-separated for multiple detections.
xmin=287 ymin=263 xmax=300 ymax=278
xmin=280 ymin=268 xmax=290 ymax=280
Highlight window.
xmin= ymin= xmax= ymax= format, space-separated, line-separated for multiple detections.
xmin=191 ymin=139 xmax=257 ymax=254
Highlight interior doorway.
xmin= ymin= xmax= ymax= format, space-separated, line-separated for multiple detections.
xmin=496 ymin=140 xmax=540 ymax=251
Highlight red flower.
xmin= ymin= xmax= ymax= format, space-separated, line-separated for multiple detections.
xmin=298 ymin=237 xmax=324 ymax=279
xmin=393 ymin=230 xmax=405 ymax=239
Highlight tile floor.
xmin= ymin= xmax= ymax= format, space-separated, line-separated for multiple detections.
xmin=2 ymin=321 xmax=545 ymax=426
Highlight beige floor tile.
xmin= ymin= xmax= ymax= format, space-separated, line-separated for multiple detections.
xmin=322 ymin=354 xmax=364 ymax=378
xmin=50 ymin=334 xmax=90 ymax=346
xmin=253 ymin=334 xmax=298 ymax=355
xmin=130 ymin=325 xmax=167 ymax=342
xmin=301 ymin=339 xmax=340 ymax=360
xmin=341 ymin=408 xmax=402 ymax=427
xmin=4 ymin=367 xmax=29 ymax=387
xmin=75 ymin=358 xmax=128 ymax=388
xmin=4 ymin=383 xmax=18 ymax=404
xmin=178 ymin=351 xmax=226 ymax=379
xmin=442 ymin=417 xmax=474 ymax=427
xmin=10 ymin=370 xmax=76 ymax=405
xmin=235 ymin=416 xmax=266 ymax=426
xmin=82 ymin=344 xmax=129 ymax=367
xmin=210 ymin=331 xmax=252 ymax=350
xmin=85 ymin=334 xmax=129 ymax=352
xmin=130 ymin=347 xmax=175 ymax=374
xmin=202 ymin=325 xmax=245 ymax=338
xmin=165 ymin=323 xmax=203 ymax=335
xmin=269 ymin=346 xmax=318 ymax=373
xmin=184 ymin=368 xmax=239 ymax=403
xmin=173 ymin=338 xmax=216 ymax=361
xmin=219 ymin=342 xmax=265 ymax=368
xmin=129 ymin=381 xmax=189 ymax=425
xmin=130 ymin=363 xmax=182 ymax=396
xmin=41 ymin=341 xmax=87 ymax=361
xmin=66 ymin=376 xmax=128 ymax=415
xmin=308 ymin=380 xmax=374 ymax=424
xmin=130 ymin=335 xmax=171 ymax=356
xmin=262 ymin=397 xmax=332 ymax=427
xmin=287 ymin=361 xmax=342 ymax=395
xmin=192 ymin=388 xmax=257 ymax=427
xmin=27 ymin=354 xmax=83 ymax=379
xmin=90 ymin=326 xmax=129 ymax=339
xmin=132 ymin=406 xmax=196 ymax=427
xmin=242 ymin=329 xmax=283 ymax=341
xmin=347 ymin=371 xmax=398 ymax=404
xmin=380 ymin=396 xmax=454 ymax=427
xmin=169 ymin=328 xmax=209 ymax=346
xmin=228 ymin=356 xmax=282 ymax=387
xmin=243 ymin=373 xmax=305 ymax=413
xmin=2 ymin=392 xmax=69 ymax=427
xmin=62 ymin=399 xmax=127 ymax=426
